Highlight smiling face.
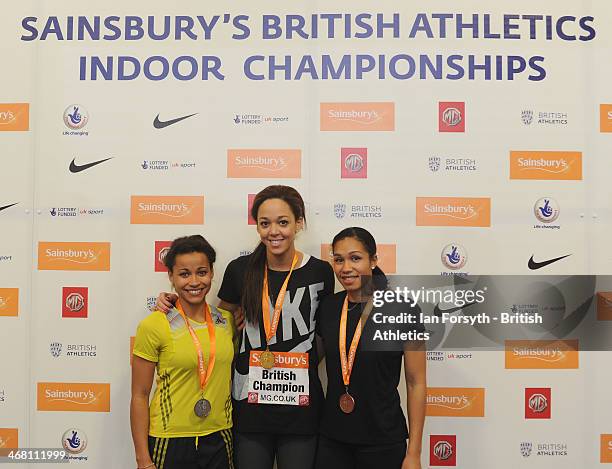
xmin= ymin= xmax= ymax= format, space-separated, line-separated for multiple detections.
xmin=332 ymin=237 xmax=377 ymax=295
xmin=256 ymin=198 xmax=303 ymax=258
xmin=168 ymin=252 xmax=213 ymax=308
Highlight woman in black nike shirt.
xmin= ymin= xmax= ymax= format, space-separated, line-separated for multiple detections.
xmin=315 ymin=227 xmax=426 ymax=469
xmin=157 ymin=185 xmax=334 ymax=469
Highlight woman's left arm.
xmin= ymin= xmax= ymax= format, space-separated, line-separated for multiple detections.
xmin=402 ymin=341 xmax=426 ymax=469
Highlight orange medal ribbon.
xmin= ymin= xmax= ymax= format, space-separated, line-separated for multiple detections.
xmin=261 ymin=252 xmax=299 ymax=346
xmin=339 ymin=296 xmax=373 ymax=389
xmin=176 ymin=301 xmax=216 ymax=392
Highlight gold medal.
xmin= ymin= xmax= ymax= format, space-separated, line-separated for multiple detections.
xmin=339 ymin=392 xmax=355 ymax=414
xmin=260 ymin=349 xmax=275 ymax=369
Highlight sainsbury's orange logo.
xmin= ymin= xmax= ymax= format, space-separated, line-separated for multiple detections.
xmin=38 ymin=242 xmax=110 ymax=271
xmin=0 ymin=288 xmax=19 ymax=316
xmin=0 ymin=428 xmax=18 ymax=452
xmin=505 ymin=340 xmax=579 ymax=369
xmin=320 ymin=102 xmax=395 ymax=131
xmin=597 ymin=292 xmax=612 ymax=321
xmin=426 ymin=387 xmax=485 ymax=417
xmin=600 ymin=104 xmax=612 ymax=133
xmin=416 ymin=197 xmax=491 ymax=227
xmin=0 ymin=103 xmax=29 ymax=131
xmin=321 ymin=243 xmax=397 ymax=273
xmin=37 ymin=382 xmax=110 ymax=412
xmin=510 ymin=151 xmax=582 ymax=180
xmin=130 ymin=196 xmax=204 ymax=224
xmin=601 ymin=434 xmax=612 ymax=463
xmin=227 ymin=149 xmax=301 ymax=178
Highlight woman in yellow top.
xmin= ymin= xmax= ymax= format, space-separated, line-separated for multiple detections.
xmin=131 ymin=235 xmax=235 ymax=469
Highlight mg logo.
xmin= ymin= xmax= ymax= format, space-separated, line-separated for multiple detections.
xmin=528 ymin=393 xmax=548 ymax=413
xmin=434 ymin=441 xmax=453 ymax=460
xmin=66 ymin=293 xmax=85 ymax=312
xmin=341 ymin=148 xmax=367 ymax=178
xmin=525 ymin=388 xmax=551 ymax=419
xmin=442 ymin=108 xmax=462 ymax=127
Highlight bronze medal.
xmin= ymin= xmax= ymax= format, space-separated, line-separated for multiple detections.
xmin=339 ymin=392 xmax=355 ymax=414
xmin=194 ymin=398 xmax=211 ymax=418
xmin=260 ymin=350 xmax=275 ymax=369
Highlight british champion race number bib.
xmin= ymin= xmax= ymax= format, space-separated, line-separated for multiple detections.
xmin=248 ymin=351 xmax=310 ymax=406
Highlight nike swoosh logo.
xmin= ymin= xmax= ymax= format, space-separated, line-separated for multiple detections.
xmin=69 ymin=157 xmax=113 ymax=173
xmin=528 ymin=254 xmax=571 ymax=270
xmin=0 ymin=202 xmax=18 ymax=212
xmin=153 ymin=113 xmax=197 ymax=129
xmin=433 ymin=302 xmax=476 ymax=317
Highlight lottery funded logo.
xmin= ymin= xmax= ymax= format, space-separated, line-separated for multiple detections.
xmin=439 ymin=102 xmax=465 ymax=133
xmin=154 ymin=241 xmax=172 ymax=272
xmin=525 ymin=388 xmax=551 ymax=419
xmin=320 ymin=102 xmax=394 ymax=131
xmin=0 ymin=103 xmax=29 ymax=131
xmin=62 ymin=287 xmax=88 ymax=318
xmin=0 ymin=288 xmax=19 ymax=316
xmin=533 ymin=197 xmax=560 ymax=227
xmin=37 ymin=382 xmax=110 ymax=412
xmin=341 ymin=148 xmax=367 ymax=178
xmin=247 ymin=351 xmax=310 ymax=406
xmin=430 ymin=435 xmax=457 ymax=466
xmin=441 ymin=244 xmax=467 ymax=271
xmin=233 ymin=112 xmax=289 ymax=126
xmin=505 ymin=340 xmax=579 ymax=369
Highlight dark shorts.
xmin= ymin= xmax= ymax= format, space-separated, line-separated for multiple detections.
xmin=148 ymin=429 xmax=234 ymax=469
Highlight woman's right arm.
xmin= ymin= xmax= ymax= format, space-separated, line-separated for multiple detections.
xmin=130 ymin=356 xmax=157 ymax=469
xmin=218 ymin=300 xmax=245 ymax=331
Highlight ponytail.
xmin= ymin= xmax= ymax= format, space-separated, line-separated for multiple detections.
xmin=242 ymin=242 xmax=266 ymax=324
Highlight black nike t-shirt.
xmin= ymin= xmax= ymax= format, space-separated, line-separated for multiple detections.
xmin=218 ymin=253 xmax=335 ymax=435
xmin=316 ymin=291 xmax=424 ymax=445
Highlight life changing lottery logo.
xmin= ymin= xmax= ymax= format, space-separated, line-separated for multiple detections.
xmin=62 ymin=428 xmax=87 ymax=455
xmin=534 ymin=198 xmax=560 ymax=224
xmin=441 ymin=244 xmax=467 ymax=271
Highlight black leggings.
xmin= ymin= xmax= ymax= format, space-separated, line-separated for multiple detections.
xmin=234 ymin=431 xmax=317 ymax=469
xmin=315 ymin=434 xmax=406 ymax=469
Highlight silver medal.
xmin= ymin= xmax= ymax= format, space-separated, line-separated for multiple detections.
xmin=194 ymin=398 xmax=211 ymax=418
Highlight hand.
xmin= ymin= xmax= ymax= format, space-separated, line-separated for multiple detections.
xmin=401 ymin=452 xmax=421 ymax=469
xmin=234 ymin=307 xmax=245 ymax=331
xmin=156 ymin=292 xmax=178 ymax=313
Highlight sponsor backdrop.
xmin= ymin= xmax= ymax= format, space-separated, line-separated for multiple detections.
xmin=1 ymin=0 xmax=612 ymax=467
